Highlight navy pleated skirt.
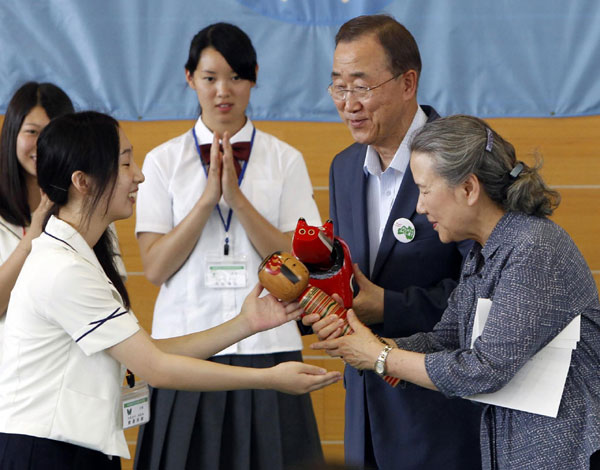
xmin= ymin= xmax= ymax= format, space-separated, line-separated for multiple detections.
xmin=134 ymin=351 xmax=324 ymax=470
xmin=0 ymin=432 xmax=121 ymax=470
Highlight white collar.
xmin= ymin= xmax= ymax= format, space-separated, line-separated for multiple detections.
xmin=43 ymin=215 xmax=104 ymax=274
xmin=0 ymin=214 xmax=22 ymax=241
xmin=193 ymin=116 xmax=254 ymax=145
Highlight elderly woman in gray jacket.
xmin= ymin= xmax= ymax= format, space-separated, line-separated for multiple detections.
xmin=312 ymin=115 xmax=600 ymax=470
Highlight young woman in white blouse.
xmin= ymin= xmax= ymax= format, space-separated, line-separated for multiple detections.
xmin=0 ymin=82 xmax=73 ymax=360
xmin=0 ymin=83 xmax=128 ymax=367
xmin=134 ymin=23 xmax=324 ymax=470
xmin=0 ymin=111 xmax=340 ymax=470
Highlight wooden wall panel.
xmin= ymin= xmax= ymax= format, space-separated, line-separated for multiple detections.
xmin=303 ymin=359 xmax=347 ymax=442
xmin=115 ymin=219 xmax=142 ymax=273
xmin=123 ymin=428 xmax=139 ymax=470
xmin=551 ymin=188 xmax=600 ymax=270
xmin=487 ymin=116 xmax=600 ymax=186
xmin=254 ymin=121 xmax=354 ymax=188
xmin=110 ymin=116 xmax=600 ymax=466
xmin=1 ymin=114 xmax=599 ymax=466
xmin=124 ymin=275 xmax=159 ymax=333
xmin=314 ymin=189 xmax=330 ymax=221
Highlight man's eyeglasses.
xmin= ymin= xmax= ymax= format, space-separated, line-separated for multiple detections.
xmin=327 ymin=73 xmax=402 ymax=102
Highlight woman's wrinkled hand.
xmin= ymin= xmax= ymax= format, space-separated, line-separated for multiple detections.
xmin=311 ymin=310 xmax=382 ymax=370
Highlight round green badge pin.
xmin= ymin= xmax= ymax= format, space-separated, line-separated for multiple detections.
xmin=392 ymin=218 xmax=415 ymax=243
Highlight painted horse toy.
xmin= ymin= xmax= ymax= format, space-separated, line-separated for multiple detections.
xmin=257 ymin=249 xmax=400 ymax=388
xmin=291 ymin=218 xmax=354 ymax=308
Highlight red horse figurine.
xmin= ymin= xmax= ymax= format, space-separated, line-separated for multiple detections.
xmin=258 ymin=251 xmax=400 ymax=388
xmin=291 ymin=218 xmax=354 ymax=308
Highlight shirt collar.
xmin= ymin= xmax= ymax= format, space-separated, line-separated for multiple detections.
xmin=43 ymin=215 xmax=104 ymax=273
xmin=193 ymin=116 xmax=254 ymax=145
xmin=460 ymin=212 xmax=517 ymax=277
xmin=363 ymin=105 xmax=428 ymax=177
xmin=0 ymin=215 xmax=23 ymax=241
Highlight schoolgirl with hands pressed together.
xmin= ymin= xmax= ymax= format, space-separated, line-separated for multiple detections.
xmin=134 ymin=23 xmax=325 ymax=470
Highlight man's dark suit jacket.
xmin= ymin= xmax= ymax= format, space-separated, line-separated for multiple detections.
xmin=329 ymin=105 xmax=482 ymax=469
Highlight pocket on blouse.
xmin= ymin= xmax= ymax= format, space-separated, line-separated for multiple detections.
xmin=53 ymin=387 xmax=114 ymax=451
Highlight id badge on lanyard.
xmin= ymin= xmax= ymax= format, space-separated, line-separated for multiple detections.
xmin=205 ymin=251 xmax=248 ymax=288
xmin=121 ymin=371 xmax=150 ymax=429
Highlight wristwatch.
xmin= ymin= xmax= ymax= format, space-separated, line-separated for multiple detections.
xmin=374 ymin=345 xmax=392 ymax=377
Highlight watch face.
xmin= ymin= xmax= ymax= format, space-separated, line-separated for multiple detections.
xmin=375 ymin=361 xmax=384 ymax=375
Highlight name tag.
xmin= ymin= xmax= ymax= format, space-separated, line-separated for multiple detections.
xmin=205 ymin=253 xmax=248 ymax=288
xmin=121 ymin=380 xmax=150 ymax=429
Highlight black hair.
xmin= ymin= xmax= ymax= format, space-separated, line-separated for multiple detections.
xmin=36 ymin=111 xmax=130 ymax=308
xmin=184 ymin=22 xmax=257 ymax=82
xmin=335 ymin=15 xmax=422 ymax=80
xmin=0 ymin=82 xmax=74 ymax=226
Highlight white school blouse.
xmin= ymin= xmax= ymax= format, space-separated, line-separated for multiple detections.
xmin=136 ymin=118 xmax=320 ymax=353
xmin=0 ymin=216 xmax=126 ymax=366
xmin=0 ymin=216 xmax=140 ymax=458
xmin=0 ymin=216 xmax=23 ymax=364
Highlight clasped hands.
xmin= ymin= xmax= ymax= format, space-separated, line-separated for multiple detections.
xmin=202 ymin=131 xmax=246 ymax=209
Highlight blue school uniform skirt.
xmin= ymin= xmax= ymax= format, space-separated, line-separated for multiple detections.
xmin=0 ymin=432 xmax=121 ymax=470
xmin=134 ymin=351 xmax=324 ymax=470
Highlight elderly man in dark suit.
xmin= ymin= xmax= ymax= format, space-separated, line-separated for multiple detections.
xmin=303 ymin=14 xmax=481 ymax=470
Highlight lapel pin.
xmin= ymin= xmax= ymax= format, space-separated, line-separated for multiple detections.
xmin=392 ymin=218 xmax=416 ymax=243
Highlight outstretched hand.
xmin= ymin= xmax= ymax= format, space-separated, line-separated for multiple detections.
xmin=311 ymin=310 xmax=382 ymax=370
xmin=240 ymin=283 xmax=303 ymax=334
xmin=351 ymin=264 xmax=384 ymax=325
xmin=267 ymin=361 xmax=342 ymax=394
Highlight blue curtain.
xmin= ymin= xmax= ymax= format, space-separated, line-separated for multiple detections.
xmin=1 ymin=0 xmax=599 ymax=121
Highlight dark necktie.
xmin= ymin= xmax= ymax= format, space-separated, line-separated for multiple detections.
xmin=198 ymin=141 xmax=252 ymax=178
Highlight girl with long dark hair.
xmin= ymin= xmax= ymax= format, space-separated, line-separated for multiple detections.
xmin=0 ymin=82 xmax=74 ymax=360
xmin=0 ymin=111 xmax=340 ymax=469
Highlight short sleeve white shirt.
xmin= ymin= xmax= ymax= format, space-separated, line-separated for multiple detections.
xmin=136 ymin=117 xmax=320 ymax=354
xmin=0 ymin=216 xmax=140 ymax=458
xmin=0 ymin=216 xmax=23 ymax=364
xmin=0 ymin=219 xmax=125 ymax=366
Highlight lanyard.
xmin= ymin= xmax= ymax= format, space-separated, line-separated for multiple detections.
xmin=192 ymin=126 xmax=256 ymax=255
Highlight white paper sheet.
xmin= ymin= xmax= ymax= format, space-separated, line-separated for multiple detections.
xmin=467 ymin=298 xmax=580 ymax=418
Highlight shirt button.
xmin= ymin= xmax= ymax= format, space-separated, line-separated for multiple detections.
xmin=385 ymin=190 xmax=391 ymax=196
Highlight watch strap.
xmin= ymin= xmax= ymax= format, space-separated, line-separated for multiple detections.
xmin=375 ymin=344 xmax=392 ymax=376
